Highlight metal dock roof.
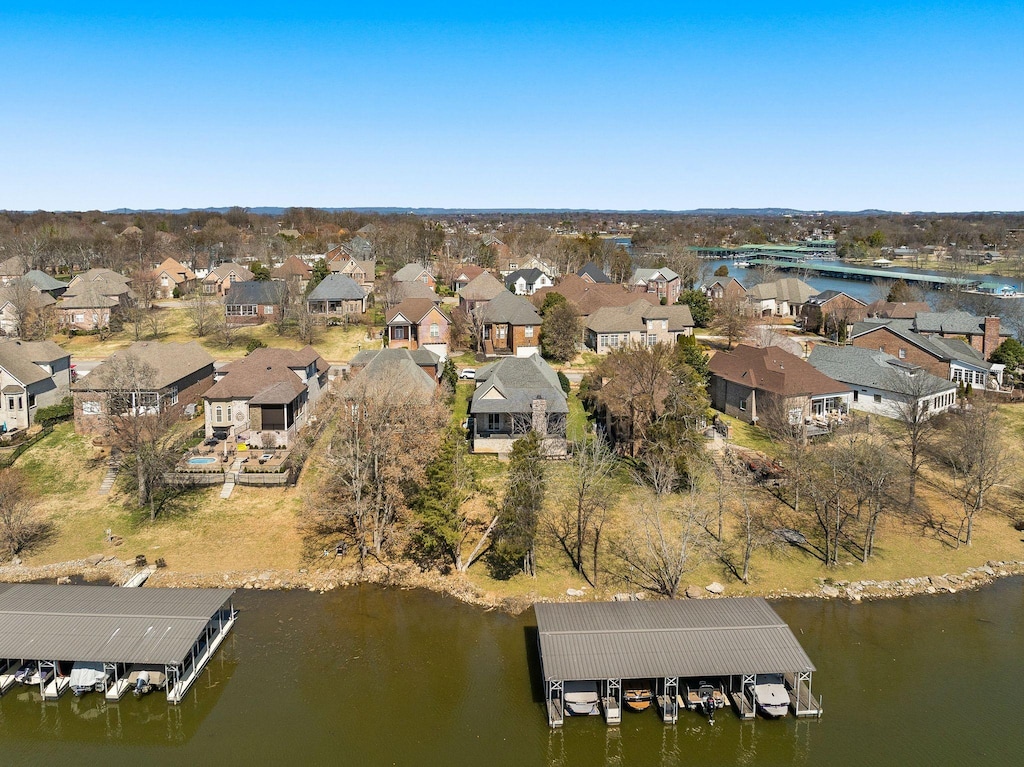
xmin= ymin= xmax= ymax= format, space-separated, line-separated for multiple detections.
xmin=534 ymin=598 xmax=815 ymax=681
xmin=0 ymin=584 xmax=234 ymax=665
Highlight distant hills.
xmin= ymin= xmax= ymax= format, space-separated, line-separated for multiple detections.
xmin=99 ymin=206 xmax=1022 ymax=216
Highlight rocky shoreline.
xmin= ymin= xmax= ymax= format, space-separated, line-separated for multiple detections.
xmin=1 ymin=556 xmax=1022 ymax=614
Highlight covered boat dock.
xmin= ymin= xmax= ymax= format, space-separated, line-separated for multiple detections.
xmin=535 ymin=597 xmax=820 ymax=727
xmin=0 ymin=584 xmax=235 ymax=704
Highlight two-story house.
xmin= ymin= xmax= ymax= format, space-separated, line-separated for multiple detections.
xmin=504 ymin=268 xmax=553 ymax=296
xmin=0 ymin=339 xmax=72 ymax=431
xmin=153 ymin=257 xmax=197 ymax=298
xmin=306 ymin=274 xmax=368 ymax=317
xmin=584 ymin=299 xmax=694 ymax=354
xmin=203 ymin=263 xmax=255 ymax=296
xmin=629 ymin=267 xmax=681 ymax=304
xmin=479 ymin=290 xmax=542 ymax=357
xmin=392 ymin=263 xmax=437 ymax=289
xmin=385 ymin=298 xmax=450 ymax=360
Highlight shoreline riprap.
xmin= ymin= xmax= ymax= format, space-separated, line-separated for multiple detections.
xmin=2 ymin=556 xmax=1022 ymax=614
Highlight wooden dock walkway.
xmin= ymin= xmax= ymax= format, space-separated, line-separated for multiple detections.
xmin=784 ymin=673 xmax=823 ymax=717
xmin=546 ymin=699 xmax=564 ymax=727
xmin=730 ymin=691 xmax=756 ymax=720
xmin=166 ymin=610 xmax=236 ymax=704
xmin=0 ymin=661 xmax=17 ymax=696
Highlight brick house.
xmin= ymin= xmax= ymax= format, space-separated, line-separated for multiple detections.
xmin=392 ymin=263 xmax=436 ymax=289
xmin=703 ymin=277 xmax=747 ymax=303
xmin=577 ymin=262 xmax=611 ymax=284
xmin=272 ymin=256 xmax=312 ymax=291
xmin=153 ymin=257 xmax=197 ymax=298
xmin=458 ymin=271 xmax=506 ymax=313
xmin=349 ymin=347 xmax=440 ymax=383
xmin=850 ymin=319 xmax=1005 ymax=389
xmin=329 ymin=256 xmax=376 ymax=295
xmin=801 ymin=290 xmax=868 ymax=338
xmin=73 ymin=341 xmax=215 ymax=436
xmin=225 ymin=281 xmax=288 ymax=325
xmin=532 ymin=275 xmax=658 ymax=320
xmin=452 ymin=264 xmax=486 ymax=292
xmin=306 ymin=274 xmax=368 ymax=317
xmin=57 ymin=286 xmax=120 ymax=331
xmin=708 ymin=344 xmax=852 ymax=430
xmin=203 ymin=263 xmax=254 ymax=296
xmin=385 ymin=298 xmax=450 ymax=360
xmin=479 ymin=290 xmax=542 ymax=357
xmin=628 ymin=268 xmax=681 ymax=304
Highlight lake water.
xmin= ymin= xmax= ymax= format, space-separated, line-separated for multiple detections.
xmin=1 ymin=579 xmax=1022 ymax=766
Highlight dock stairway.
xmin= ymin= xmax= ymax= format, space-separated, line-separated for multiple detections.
xmin=98 ymin=455 xmax=122 ymax=496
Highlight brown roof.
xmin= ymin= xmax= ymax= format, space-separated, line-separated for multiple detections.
xmin=865 ymin=300 xmax=931 ymax=319
xmin=204 ymin=346 xmax=324 ymax=402
xmin=272 ymin=256 xmax=312 ymax=279
xmin=458 ymin=271 xmax=505 ymax=301
xmin=708 ymin=344 xmax=849 ymax=398
xmin=205 ymin=263 xmax=254 ymax=283
xmin=534 ymin=274 xmax=658 ymax=317
xmin=58 ymin=284 xmax=120 ymax=309
xmin=386 ymin=298 xmax=440 ymax=325
xmin=586 ymin=299 xmax=694 ymax=333
xmin=75 ymin=341 xmax=214 ymax=391
xmin=454 ymin=264 xmax=486 ymax=282
xmin=155 ymin=257 xmax=196 ymax=284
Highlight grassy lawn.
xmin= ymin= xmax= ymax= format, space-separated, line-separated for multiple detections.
xmin=56 ymin=305 xmax=376 ymax=362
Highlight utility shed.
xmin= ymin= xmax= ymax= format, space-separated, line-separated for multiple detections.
xmin=0 ymin=584 xmax=236 ymax=704
xmin=534 ymin=598 xmax=817 ymax=726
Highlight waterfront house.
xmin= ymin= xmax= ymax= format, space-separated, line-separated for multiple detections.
xmin=468 ymin=355 xmax=568 ymax=456
xmin=73 ymin=341 xmax=215 ymax=436
xmin=703 ymin=277 xmax=747 ymax=304
xmin=708 ymin=344 xmax=852 ymax=429
xmin=807 ymin=345 xmax=957 ymax=418
xmin=584 ymin=300 xmax=694 ymax=354
xmin=0 ymin=339 xmax=72 ymax=431
xmin=801 ymin=290 xmax=868 ymax=338
xmin=203 ymin=346 xmax=328 ymax=448
xmin=533 ymin=275 xmax=658 ymax=320
xmin=850 ymin=318 xmax=1004 ymax=389
xmin=224 ymin=281 xmax=287 ymax=325
xmin=744 ymin=278 xmax=817 ymax=317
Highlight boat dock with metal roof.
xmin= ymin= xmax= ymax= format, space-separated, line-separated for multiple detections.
xmin=534 ymin=597 xmax=821 ymax=727
xmin=0 ymin=583 xmax=235 ymax=704
xmin=748 ymin=258 xmax=979 ymax=289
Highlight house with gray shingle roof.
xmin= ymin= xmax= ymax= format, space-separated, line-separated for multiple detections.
xmin=0 ymin=282 xmax=57 ymax=336
xmin=21 ymin=270 xmax=68 ymax=298
xmin=0 ymin=339 xmax=71 ymax=430
xmin=57 ymin=284 xmax=121 ymax=331
xmin=203 ymin=346 xmax=327 ymax=448
xmin=577 ymin=262 xmax=611 ymax=284
xmin=340 ymin=348 xmax=438 ymax=403
xmin=392 ymin=263 xmax=436 ymax=288
xmin=745 ymin=278 xmax=817 ymax=317
xmin=225 ymin=281 xmax=288 ymax=325
xmin=203 ymin=262 xmax=254 ymax=297
xmin=306 ymin=274 xmax=367 ymax=317
xmin=585 ymin=299 xmax=694 ymax=354
xmin=469 ymin=355 xmax=568 ymax=456
xmin=850 ymin=318 xmax=1005 ymax=389
xmin=505 ymin=268 xmax=553 ymax=296
xmin=629 ymin=267 xmax=681 ymax=304
xmin=808 ymin=345 xmax=957 ymax=418
xmin=458 ymin=271 xmax=506 ymax=312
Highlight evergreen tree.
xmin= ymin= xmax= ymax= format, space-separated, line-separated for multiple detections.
xmin=488 ymin=432 xmax=545 ymax=578
xmin=307 ymin=258 xmax=330 ymax=294
xmin=410 ymin=428 xmax=477 ymax=571
xmin=541 ymin=301 xmax=581 ymax=363
xmin=678 ymin=289 xmax=712 ymax=327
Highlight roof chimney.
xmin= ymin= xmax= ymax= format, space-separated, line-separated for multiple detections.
xmin=983 ymin=316 xmax=1001 ymax=358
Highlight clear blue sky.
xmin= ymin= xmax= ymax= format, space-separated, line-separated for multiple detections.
xmin=2 ymin=2 xmax=1022 ymax=212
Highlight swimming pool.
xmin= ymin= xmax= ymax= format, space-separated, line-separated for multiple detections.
xmin=188 ymin=456 xmax=217 ymax=465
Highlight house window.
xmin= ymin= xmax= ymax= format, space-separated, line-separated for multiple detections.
xmin=75 ymin=313 xmax=85 ymax=323
xmin=215 ymin=405 xmax=223 ymax=422
xmin=647 ymin=334 xmax=657 ymax=346
xmin=739 ymin=398 xmax=747 ymax=412
xmin=265 ymin=305 xmax=274 ymax=315
xmin=430 ymin=322 xmax=440 ymax=338
xmin=227 ymin=405 xmax=233 ymax=422
xmin=28 ymin=394 xmax=36 ymax=408
xmin=393 ymin=326 xmax=407 ymax=340
xmin=662 ymin=320 xmax=667 ymax=330
xmin=525 ymin=325 xmax=534 ymax=338
xmin=852 ymin=391 xmax=859 ymax=402
xmin=6 ymin=397 xmax=14 ymax=411
xmin=483 ymin=326 xmax=491 ymax=340
xmin=898 ymin=348 xmax=907 ymax=359
xmin=497 ymin=326 xmax=506 ymax=340
xmin=226 ymin=305 xmax=257 ymax=316
xmin=168 ymin=387 xmax=178 ymax=406
xmin=487 ymin=413 xmax=502 ymax=432
xmin=874 ymin=394 xmax=882 ymax=404
xmin=82 ymin=400 xmax=101 ymax=415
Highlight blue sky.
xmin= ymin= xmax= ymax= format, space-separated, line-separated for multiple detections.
xmin=2 ymin=2 xmax=1022 ymax=211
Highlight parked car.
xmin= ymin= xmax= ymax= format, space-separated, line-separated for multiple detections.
xmin=459 ymin=367 xmax=476 ymax=380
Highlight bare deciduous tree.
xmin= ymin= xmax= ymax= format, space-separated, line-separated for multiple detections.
xmin=184 ymin=287 xmax=220 ymax=337
xmin=0 ymin=468 xmax=49 ymax=559
xmin=546 ymin=437 xmax=618 ymax=587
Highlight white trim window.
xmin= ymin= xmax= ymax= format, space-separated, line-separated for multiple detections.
xmin=524 ymin=325 xmax=534 ymax=338
xmin=168 ymin=386 xmax=179 ymax=406
xmin=82 ymin=400 xmax=101 ymax=415
xmin=226 ymin=304 xmax=257 ymax=316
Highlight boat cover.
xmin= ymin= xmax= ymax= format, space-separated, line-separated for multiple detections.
xmin=69 ymin=662 xmax=107 ymax=690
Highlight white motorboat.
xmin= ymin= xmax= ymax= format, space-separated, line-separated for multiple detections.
xmin=563 ymin=680 xmax=600 ymax=716
xmin=70 ymin=662 xmax=110 ymax=697
xmin=749 ymin=673 xmax=789 ymax=717
xmin=733 ymin=260 xmax=752 ymax=268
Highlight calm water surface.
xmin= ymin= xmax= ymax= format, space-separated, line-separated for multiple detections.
xmin=1 ymin=579 xmax=1022 ymax=766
